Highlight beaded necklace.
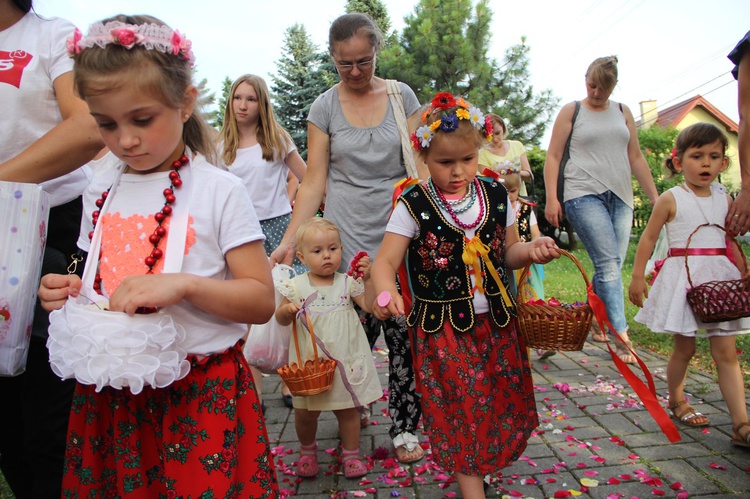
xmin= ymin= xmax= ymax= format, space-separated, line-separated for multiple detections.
xmin=427 ymin=178 xmax=475 ymax=213
xmin=89 ymin=153 xmax=188 ymax=303
xmin=428 ymin=178 xmax=485 ymax=229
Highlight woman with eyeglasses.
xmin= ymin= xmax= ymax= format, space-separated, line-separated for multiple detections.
xmin=271 ymin=12 xmax=425 ymax=464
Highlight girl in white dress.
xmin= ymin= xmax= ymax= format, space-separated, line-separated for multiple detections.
xmin=629 ymin=123 xmax=750 ymax=447
xmin=274 ymin=217 xmax=383 ymax=478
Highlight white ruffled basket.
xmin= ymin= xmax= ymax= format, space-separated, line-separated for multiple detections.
xmin=46 ymin=157 xmax=194 ymax=395
xmin=47 ymin=301 xmax=191 ymax=394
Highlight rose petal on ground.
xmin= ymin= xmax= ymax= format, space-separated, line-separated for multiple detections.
xmin=583 ymin=470 xmax=598 ymax=477
xmin=580 ymin=478 xmax=598 ymax=487
xmin=607 ymin=477 xmax=621 ymax=485
xmin=669 ymin=482 xmax=682 ymax=490
xmin=709 ymin=462 xmax=727 ymax=470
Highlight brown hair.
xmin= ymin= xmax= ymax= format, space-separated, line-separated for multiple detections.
xmin=295 ymin=217 xmax=341 ymax=252
xmin=219 ymin=74 xmax=293 ymax=165
xmin=664 ymin=122 xmax=728 ymax=175
xmin=498 ymin=171 xmax=521 ymax=190
xmin=328 ymin=13 xmax=383 ymax=56
xmin=586 ymin=55 xmax=619 ymax=92
xmin=72 ymin=14 xmax=215 ymax=163
xmin=488 ymin=113 xmax=507 ymax=136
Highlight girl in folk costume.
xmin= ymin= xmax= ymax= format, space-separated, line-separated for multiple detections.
xmin=274 ymin=217 xmax=383 ymax=479
xmin=629 ymin=123 xmax=750 ymax=447
xmin=219 ymin=73 xmax=307 ymax=409
xmin=371 ymin=92 xmax=560 ymax=498
xmin=38 ymin=15 xmax=278 ymax=497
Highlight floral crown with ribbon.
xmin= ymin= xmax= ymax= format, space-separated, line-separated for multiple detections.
xmin=410 ymin=92 xmax=493 ymax=151
xmin=496 ymin=162 xmax=520 ymax=176
xmin=67 ymin=21 xmax=195 ymax=66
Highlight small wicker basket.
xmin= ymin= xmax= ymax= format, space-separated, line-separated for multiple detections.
xmin=277 ymin=310 xmax=336 ymax=396
xmin=685 ymin=223 xmax=750 ymax=323
xmin=516 ymin=249 xmax=592 ymax=351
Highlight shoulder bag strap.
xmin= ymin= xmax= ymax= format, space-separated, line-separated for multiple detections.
xmin=386 ymin=79 xmax=419 ymax=179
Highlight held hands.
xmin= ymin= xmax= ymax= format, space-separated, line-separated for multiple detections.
xmin=528 ymin=237 xmax=561 ymax=264
xmin=726 ymin=190 xmax=750 ymax=236
xmin=371 ymin=290 xmax=405 ymax=321
xmin=628 ymin=276 xmax=649 ymax=308
xmin=38 ymin=273 xmax=82 ymax=312
xmin=269 ymin=241 xmax=294 ymax=267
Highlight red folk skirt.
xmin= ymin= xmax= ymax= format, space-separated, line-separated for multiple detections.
xmin=62 ymin=342 xmax=278 ymax=498
xmin=415 ymin=314 xmax=538 ymax=475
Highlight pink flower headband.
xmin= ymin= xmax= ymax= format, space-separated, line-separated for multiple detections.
xmin=67 ymin=21 xmax=195 ymax=66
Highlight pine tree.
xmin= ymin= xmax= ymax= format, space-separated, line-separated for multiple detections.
xmin=210 ymin=76 xmax=233 ymax=129
xmin=492 ymin=38 xmax=559 ymax=147
xmin=377 ymin=0 xmax=557 ymax=147
xmin=272 ymin=24 xmax=333 ymax=159
xmin=345 ymin=0 xmax=392 ymax=39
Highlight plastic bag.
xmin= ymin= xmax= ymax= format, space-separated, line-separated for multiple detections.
xmin=0 ymin=181 xmax=50 ymax=376
xmin=243 ymin=266 xmax=291 ymax=374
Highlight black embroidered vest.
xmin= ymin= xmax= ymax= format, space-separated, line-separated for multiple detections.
xmin=399 ymin=177 xmax=516 ymax=333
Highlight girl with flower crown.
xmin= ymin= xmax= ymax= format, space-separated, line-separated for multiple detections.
xmin=371 ymin=92 xmax=560 ymax=498
xmin=37 ymin=15 xmax=278 ymax=497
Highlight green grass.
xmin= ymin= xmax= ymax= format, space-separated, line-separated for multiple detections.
xmin=541 ymin=240 xmax=750 ymax=388
xmin=0 ymin=474 xmax=11 ymax=499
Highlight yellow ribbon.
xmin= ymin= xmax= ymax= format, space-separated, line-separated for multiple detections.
xmin=462 ymin=236 xmax=513 ymax=307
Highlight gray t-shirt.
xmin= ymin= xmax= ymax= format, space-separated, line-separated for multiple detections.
xmin=564 ymin=102 xmax=634 ymax=208
xmin=308 ymin=82 xmax=420 ymax=269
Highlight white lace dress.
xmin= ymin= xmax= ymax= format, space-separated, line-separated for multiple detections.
xmin=635 ymin=183 xmax=750 ymax=336
xmin=274 ymin=269 xmax=383 ymax=410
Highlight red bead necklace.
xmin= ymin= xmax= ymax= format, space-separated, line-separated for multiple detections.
xmin=429 ymin=178 xmax=485 ymax=229
xmin=89 ymin=154 xmax=189 ymax=298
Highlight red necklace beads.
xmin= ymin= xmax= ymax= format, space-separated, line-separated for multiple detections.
xmin=90 ymin=154 xmax=188 ymax=296
xmin=429 ymin=178 xmax=485 ymax=229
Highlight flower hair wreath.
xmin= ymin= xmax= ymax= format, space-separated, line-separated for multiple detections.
xmin=410 ymin=92 xmax=493 ymax=151
xmin=496 ymin=162 xmax=520 ymax=176
xmin=67 ymin=21 xmax=195 ymax=66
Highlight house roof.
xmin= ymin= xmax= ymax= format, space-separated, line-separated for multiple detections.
xmin=642 ymin=95 xmax=739 ymax=133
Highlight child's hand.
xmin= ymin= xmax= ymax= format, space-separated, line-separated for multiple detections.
xmin=356 ymin=255 xmax=371 ymax=281
xmin=108 ymin=273 xmax=192 ymax=316
xmin=279 ymin=301 xmax=301 ymax=323
xmin=38 ymin=273 xmax=82 ymax=312
xmin=528 ymin=237 xmax=560 ymax=264
xmin=372 ymin=290 xmax=404 ymax=321
xmin=628 ymin=277 xmax=649 ymax=308
xmin=347 ymin=251 xmax=369 ymax=279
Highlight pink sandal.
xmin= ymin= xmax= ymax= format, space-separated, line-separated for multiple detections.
xmin=342 ymin=448 xmax=367 ymax=478
xmin=297 ymin=443 xmax=319 ymax=478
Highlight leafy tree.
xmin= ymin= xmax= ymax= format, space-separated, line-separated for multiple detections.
xmin=492 ymin=39 xmax=559 ymax=147
xmin=210 ymin=76 xmax=233 ymax=129
xmin=272 ymin=24 xmax=334 ymax=159
xmin=632 ymin=125 xmax=681 ymax=234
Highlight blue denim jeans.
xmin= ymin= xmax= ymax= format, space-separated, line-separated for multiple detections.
xmin=565 ymin=191 xmax=632 ymax=333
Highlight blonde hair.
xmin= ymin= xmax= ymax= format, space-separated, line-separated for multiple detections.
xmin=295 ymin=217 xmax=341 ymax=252
xmin=586 ymin=55 xmax=619 ymax=92
xmin=219 ymin=74 xmax=293 ymax=165
xmin=72 ymin=14 xmax=215 ymax=163
xmin=498 ymin=171 xmax=521 ymax=190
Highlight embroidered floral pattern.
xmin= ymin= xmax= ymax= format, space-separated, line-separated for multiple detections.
xmin=416 ymin=232 xmax=454 ymax=271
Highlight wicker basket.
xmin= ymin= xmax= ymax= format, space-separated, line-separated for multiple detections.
xmin=685 ymin=223 xmax=750 ymax=323
xmin=516 ymin=249 xmax=592 ymax=351
xmin=277 ymin=310 xmax=337 ymax=396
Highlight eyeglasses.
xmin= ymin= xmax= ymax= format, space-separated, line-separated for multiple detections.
xmin=335 ymin=55 xmax=376 ymax=73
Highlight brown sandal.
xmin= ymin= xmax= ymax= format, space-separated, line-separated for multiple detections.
xmin=614 ymin=339 xmax=636 ymax=364
xmin=732 ymin=422 xmax=750 ymax=448
xmin=669 ymin=400 xmax=710 ymax=427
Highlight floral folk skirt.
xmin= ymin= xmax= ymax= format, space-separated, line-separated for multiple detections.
xmin=62 ymin=342 xmax=278 ymax=498
xmin=415 ymin=315 xmax=538 ymax=475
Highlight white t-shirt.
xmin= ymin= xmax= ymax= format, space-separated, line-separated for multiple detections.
xmin=86 ymin=154 xmax=265 ymax=354
xmin=0 ymin=12 xmax=89 ymax=206
xmin=221 ymin=142 xmax=296 ymax=221
xmin=77 ymin=151 xmax=121 ymax=252
xmin=387 ymin=189 xmax=515 ymax=314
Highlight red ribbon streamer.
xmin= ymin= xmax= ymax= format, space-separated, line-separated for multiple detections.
xmin=587 ymin=284 xmax=682 ymax=443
